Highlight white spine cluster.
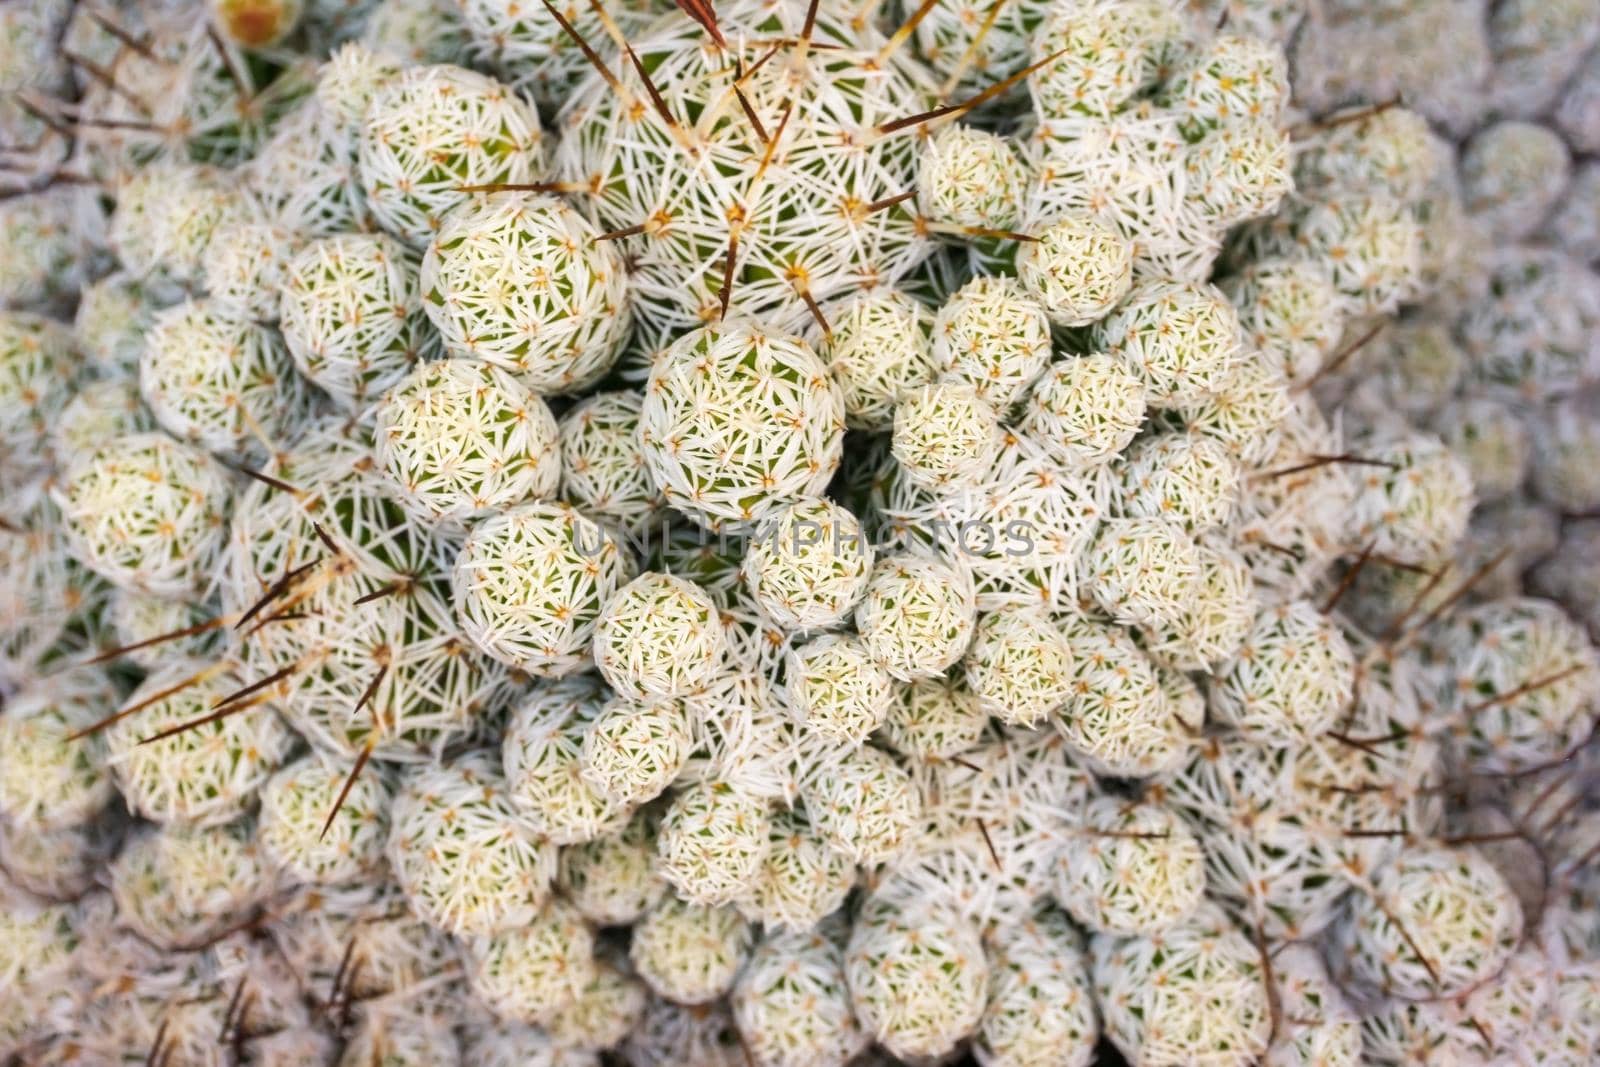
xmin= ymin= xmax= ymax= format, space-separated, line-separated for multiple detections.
xmin=1018 ymin=214 xmax=1133 ymax=327
xmin=557 ymin=812 xmax=665 ymax=926
xmin=1091 ymin=280 xmax=1244 ymax=408
xmin=452 ymin=502 xmax=635 ymax=676
xmin=744 ymin=806 xmax=856 ymax=933
xmin=1337 ymin=844 xmax=1523 ymax=1000
xmin=783 ymin=634 xmax=895 ymax=745
xmin=879 ymin=673 xmax=988 ymax=761
xmin=1055 ymin=617 xmax=1193 ymax=778
xmin=0 ymin=671 xmax=116 ymax=831
xmin=258 ymin=753 xmax=391 ymax=886
xmin=1020 ymin=353 xmax=1148 ymax=469
xmin=855 ymin=554 xmax=979 ymax=681
xmin=463 ymin=899 xmax=596 ymax=1025
xmin=593 ymin=571 xmax=725 ymax=700
xmin=278 ymin=233 xmax=433 ymax=413
xmin=1222 ymin=256 xmax=1346 ymax=385
xmin=140 ymin=299 xmax=303 ymax=455
xmin=933 ymin=276 xmax=1052 ymax=407
xmin=420 ymin=192 xmax=630 ymax=393
xmin=1055 ymin=798 xmax=1207 ymax=936
xmin=55 ymin=432 xmax=232 ymax=598
xmin=558 ymin=391 xmax=664 ymax=534
xmin=387 ymin=749 xmax=558 ymax=937
xmin=1210 ymin=599 xmax=1356 ymax=742
xmin=630 ymin=895 xmax=751 ymax=1005
xmin=502 ymin=677 xmax=630 ymax=845
xmin=1030 ymin=0 xmax=1185 ymax=119
xmin=801 ymin=745 xmax=919 ymax=865
xmin=963 ymin=606 xmax=1074 ymax=727
xmin=1460 ymin=120 xmax=1572 ymax=239
xmin=732 ymin=928 xmax=868 ymax=1067
xmin=1116 ymin=430 xmax=1242 ymax=533
xmin=1092 ymin=902 xmax=1272 ymax=1067
xmin=917 ymin=123 xmax=1028 ymax=229
xmin=1085 ymin=516 xmax=1202 ymax=630
xmin=105 ymin=660 xmax=295 ymax=827
xmin=741 ymin=496 xmax=874 ymax=633
xmin=975 ymin=908 xmax=1100 ymax=1067
xmin=358 ymin=64 xmax=544 ymax=248
xmin=375 ymin=358 xmax=561 ymax=524
xmin=892 ymin=380 xmax=1004 ymax=492
xmin=845 ymin=906 xmax=989 ymax=1061
xmin=640 ymin=320 xmax=846 ymax=531
xmin=1348 ymin=431 xmax=1475 ymax=565
xmin=811 ymin=289 xmax=939 ymax=432
xmin=109 ymin=822 xmax=267 ymax=951
xmin=657 ymin=780 xmax=773 ymax=907
xmin=579 ymin=695 xmax=692 ymax=806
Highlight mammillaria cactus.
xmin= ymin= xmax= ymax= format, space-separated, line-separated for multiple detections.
xmin=974 ymin=907 xmax=1100 ymax=1067
xmin=579 ymin=694 xmax=693 ymax=805
xmin=917 ymin=123 xmax=1028 ymax=231
xmin=55 ymin=432 xmax=231 ymax=599
xmin=741 ymin=496 xmax=874 ymax=632
xmin=802 ymin=745 xmax=919 ymax=865
xmin=1209 ymin=598 xmax=1357 ymax=742
xmin=503 ymin=675 xmax=631 ymax=844
xmin=557 ymin=811 xmax=666 ymax=926
xmin=630 ymin=894 xmax=751 ymax=1004
xmin=0 ymin=670 xmax=117 ymax=831
xmin=463 ymin=899 xmax=596 ymax=1025
xmin=358 ymin=64 xmax=544 ymax=247
xmin=279 ymin=232 xmax=434 ymax=413
xmin=558 ymin=391 xmax=664 ymax=534
xmin=732 ymin=927 xmax=867 ymax=1067
xmin=1091 ymin=280 xmax=1243 ymax=408
xmin=258 ymin=752 xmax=392 ymax=885
xmin=743 ymin=806 xmax=856 ymax=932
xmin=453 ymin=501 xmax=634 ymax=676
xmin=657 ymin=779 xmax=772 ymax=907
xmin=387 ymin=749 xmax=558 ymax=936
xmin=783 ymin=634 xmax=896 ymax=745
xmin=963 ymin=605 xmax=1074 ymax=727
xmin=810 ymin=289 xmax=938 ymax=431
xmin=375 ymin=357 xmax=561 ymax=524
xmin=891 ymin=380 xmax=1004 ymax=491
xmin=1054 ymin=798 xmax=1206 ymax=936
xmin=846 ymin=903 xmax=989 ymax=1060
xmin=109 ymin=822 xmax=268 ymax=951
xmin=592 ymin=571 xmax=725 ymax=699
xmin=420 ymin=192 xmax=631 ymax=392
xmin=639 ymin=320 xmax=845 ymax=530
xmin=855 ymin=553 xmax=978 ymax=680
xmin=1020 ymin=353 xmax=1148 ymax=469
xmin=933 ymin=276 xmax=1052 ymax=407
xmin=1337 ymin=843 xmax=1523 ymax=1000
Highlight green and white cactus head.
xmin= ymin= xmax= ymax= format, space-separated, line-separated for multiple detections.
xmin=1460 ymin=120 xmax=1572 ymax=241
xmin=578 ymin=694 xmax=693 ymax=807
xmin=1091 ymin=901 xmax=1272 ymax=1067
xmin=109 ymin=163 xmax=245 ymax=292
xmin=0 ymin=670 xmax=117 ymax=831
xmin=909 ymin=0 xmax=1053 ymax=98
xmin=917 ymin=123 xmax=1028 ymax=231
xmin=420 ymin=192 xmax=630 ymax=393
xmin=1292 ymin=194 xmax=1423 ymax=315
xmin=557 ymin=390 xmax=664 ymax=534
xmin=375 ymin=357 xmax=561 ymax=525
xmin=1091 ymin=279 xmax=1244 ymax=409
xmin=782 ymin=633 xmax=896 ymax=746
xmin=540 ymin=957 xmax=647 ymax=1054
xmin=1185 ymin=121 xmax=1293 ymax=228
xmin=502 ymin=676 xmax=631 ymax=845
xmin=1020 ymin=353 xmax=1147 ymax=469
xmin=891 ymin=380 xmax=1003 ymax=492
xmin=360 ymin=0 xmax=476 ymax=66
xmin=557 ymin=810 xmax=666 ymax=926
xmin=1347 ymin=431 xmax=1474 ymax=566
xmin=1029 ymin=0 xmax=1186 ymax=119
xmin=1056 ymin=616 xmax=1193 ymax=778
xmin=810 ymin=288 xmax=938 ymax=432
xmin=800 ymin=745 xmax=919 ymax=865
xmin=1084 ymin=516 xmax=1202 ymax=631
xmin=1220 ymin=256 xmax=1346 ymax=387
xmin=1294 ymin=104 xmax=1447 ymax=205
xmin=657 ymin=779 xmax=772 ymax=907
xmin=452 ymin=501 xmax=635 ymax=676
xmin=1432 ymin=396 xmax=1530 ymax=504
xmin=109 ymin=821 xmax=268 ymax=951
xmin=55 ymin=432 xmax=231 ymax=599
xmin=1173 ymin=357 xmax=1293 ymax=466
xmin=1337 ymin=843 xmax=1523 ymax=1000
xmin=975 ymin=907 xmax=1099 ymax=1067
xmin=1054 ymin=797 xmax=1206 ymax=937
xmin=878 ymin=672 xmax=987 ymax=761
xmin=553 ymin=0 xmax=931 ymax=338
xmin=0 ymin=311 xmax=75 ymax=485
xmin=201 ymin=218 xmax=300 ymax=321
xmin=1433 ymin=597 xmax=1600 ymax=775
xmin=1142 ymin=537 xmax=1256 ymax=672
xmin=462 ymin=898 xmax=596 ymax=1026
xmin=1457 ymin=247 xmax=1592 ymax=402
xmin=315 ymin=41 xmax=405 ymax=128
xmin=387 ymin=748 xmax=558 ymax=937
xmin=358 ymin=64 xmax=544 ymax=248
xmin=640 ymin=319 xmax=845 ymax=531
xmin=246 ymin=98 xmax=369 ymax=239
xmin=743 ymin=805 xmax=855 ymax=933
xmin=73 ymin=273 xmax=153 ymax=378
xmin=845 ymin=904 xmax=989 ymax=1061
xmin=1163 ymin=33 xmax=1289 ymax=137
xmin=51 ymin=378 xmax=157 ymax=465
xmin=962 ymin=605 xmax=1073 ymax=727
xmin=140 ymin=298 xmax=305 ymax=456
xmin=855 ymin=554 xmax=979 ymax=681
xmin=105 ymin=660 xmax=295 ymax=827
xmin=337 ymin=1005 xmax=462 ymax=1066
xmin=592 ymin=571 xmax=725 ymax=700
xmin=1115 ymin=430 xmax=1242 ymax=534
xmin=741 ymin=496 xmax=874 ymax=633
xmin=1017 ymin=214 xmax=1133 ymax=328
xmin=257 ymin=751 xmax=392 ymax=886
xmin=732 ymin=927 xmax=868 ymax=1067
xmin=0 ymin=187 xmax=91 ymax=310
xmin=1209 ymin=598 xmax=1356 ymax=743
xmin=630 ymin=894 xmax=751 ymax=1005
xmin=279 ymin=232 xmax=435 ymax=414
xmin=1360 ymin=942 xmax=1552 ymax=1064
xmin=933 ymin=276 xmax=1052 ymax=408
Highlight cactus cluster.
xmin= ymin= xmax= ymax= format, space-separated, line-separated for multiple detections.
xmin=2 ymin=1 xmax=1600 ymax=1066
